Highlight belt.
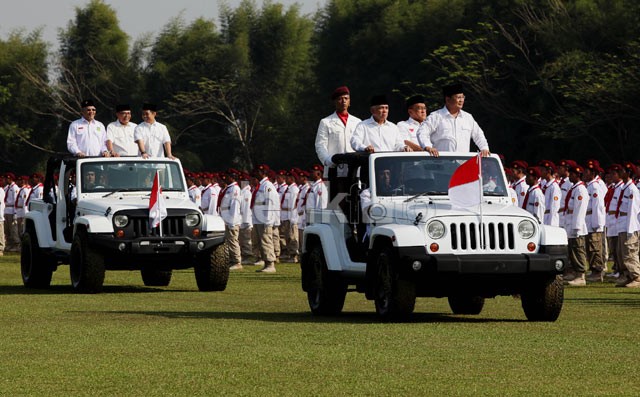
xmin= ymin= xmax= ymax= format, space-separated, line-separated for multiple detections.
xmin=544 ymin=210 xmax=550 ymax=214
xmin=619 ymin=212 xmax=628 ymax=216
xmin=254 ymin=201 xmax=266 ymax=205
xmin=559 ymin=207 xmax=566 ymax=212
xmin=608 ymin=211 xmax=617 ymax=215
xmin=586 ymin=210 xmax=592 ymax=215
xmin=566 ymin=210 xmax=574 ymax=214
xmin=220 ymin=206 xmax=230 ymax=211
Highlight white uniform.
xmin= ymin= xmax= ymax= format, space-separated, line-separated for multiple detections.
xmin=15 ymin=185 xmax=31 ymax=218
xmin=206 ymin=183 xmax=221 ymax=215
xmin=396 ymin=118 xmax=421 ymax=146
xmin=350 ymin=117 xmax=405 ymax=152
xmin=188 ymin=185 xmax=201 ymax=208
xmin=4 ymin=182 xmax=18 ymax=216
xmin=297 ymin=183 xmax=310 ymax=230
xmin=306 ymin=179 xmax=328 ymax=210
xmin=615 ymin=180 xmax=640 ymax=234
xmin=252 ymin=178 xmax=279 ymax=226
xmin=26 ymin=183 xmax=43 ymax=207
xmin=564 ymin=181 xmax=589 ymax=238
xmin=67 ymin=117 xmax=107 ymax=156
xmin=134 ymin=121 xmax=171 ymax=158
xmin=107 ymin=120 xmax=138 ymax=156
xmin=240 ymin=184 xmax=253 ymax=228
xmin=543 ymin=179 xmax=561 ymax=227
xmin=416 ymin=106 xmax=489 ymax=152
xmin=586 ymin=177 xmax=606 ymax=233
xmin=606 ymin=182 xmax=623 ymax=238
xmin=511 ymin=177 xmax=528 ymax=207
xmin=281 ymin=183 xmax=300 ymax=223
xmin=558 ymin=177 xmax=573 ymax=229
xmin=523 ymin=184 xmax=545 ymax=222
xmin=315 ymin=112 xmax=362 ymax=177
xmin=219 ymin=182 xmax=242 ymax=227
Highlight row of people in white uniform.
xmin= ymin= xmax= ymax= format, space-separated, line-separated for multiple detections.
xmin=1 ymin=173 xmax=44 ymax=252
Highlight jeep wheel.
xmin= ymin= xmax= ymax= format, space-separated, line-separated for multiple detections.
xmin=194 ymin=243 xmax=229 ymax=291
xmin=20 ymin=227 xmax=54 ymax=289
xmin=448 ymin=295 xmax=485 ymax=315
xmin=374 ymin=246 xmax=416 ymax=321
xmin=70 ymin=229 xmax=105 ymax=293
xmin=141 ymin=269 xmax=172 ymax=287
xmin=521 ymin=275 xmax=564 ymax=322
xmin=305 ymin=245 xmax=347 ymax=315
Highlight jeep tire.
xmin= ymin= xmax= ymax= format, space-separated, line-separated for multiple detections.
xmin=305 ymin=245 xmax=347 ymax=315
xmin=20 ymin=226 xmax=54 ymax=289
xmin=141 ymin=269 xmax=173 ymax=287
xmin=70 ymin=229 xmax=105 ymax=293
xmin=448 ymin=295 xmax=485 ymax=315
xmin=194 ymin=243 xmax=229 ymax=291
xmin=521 ymin=275 xmax=563 ymax=322
xmin=373 ymin=245 xmax=416 ymax=321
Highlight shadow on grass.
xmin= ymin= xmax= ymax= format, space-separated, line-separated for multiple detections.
xmin=0 ymin=284 xmax=173 ymax=295
xmin=565 ymin=297 xmax=640 ymax=309
xmin=95 ymin=310 xmax=527 ymax=324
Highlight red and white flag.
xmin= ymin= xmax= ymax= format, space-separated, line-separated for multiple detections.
xmin=149 ymin=171 xmax=167 ymax=228
xmin=448 ymin=154 xmax=483 ymax=208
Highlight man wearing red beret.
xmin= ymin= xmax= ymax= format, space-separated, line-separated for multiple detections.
xmin=564 ymin=165 xmax=589 ymax=286
xmin=0 ymin=173 xmax=5 ymax=255
xmin=538 ymin=160 xmax=561 ymax=227
xmin=605 ymin=165 xmax=624 ymax=279
xmin=3 ymin=173 xmax=20 ymax=252
xmin=614 ymin=163 xmax=640 ymax=288
xmin=510 ymin=161 xmax=529 ymax=207
xmin=583 ymin=161 xmax=607 ymax=282
xmin=523 ymin=167 xmax=545 ymax=222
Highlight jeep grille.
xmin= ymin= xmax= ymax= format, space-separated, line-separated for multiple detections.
xmin=449 ymin=222 xmax=515 ymax=251
xmin=132 ymin=216 xmax=184 ymax=237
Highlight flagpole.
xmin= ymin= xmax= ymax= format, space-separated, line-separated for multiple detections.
xmin=157 ymin=171 xmax=163 ymax=239
xmin=477 ymin=153 xmax=484 ymax=250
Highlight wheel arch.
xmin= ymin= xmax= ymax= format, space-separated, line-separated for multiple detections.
xmin=24 ymin=214 xmax=54 ymax=248
xmin=302 ymin=224 xmax=344 ymax=271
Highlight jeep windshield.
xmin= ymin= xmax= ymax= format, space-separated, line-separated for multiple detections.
xmin=373 ymin=155 xmax=507 ymax=197
xmin=79 ymin=161 xmax=185 ymax=194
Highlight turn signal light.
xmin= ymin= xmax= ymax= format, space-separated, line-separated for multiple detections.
xmin=527 ymin=242 xmax=536 ymax=252
xmin=115 ymin=229 xmax=125 ymax=238
xmin=192 ymin=229 xmax=201 ymax=237
xmin=430 ymin=243 xmax=439 ymax=253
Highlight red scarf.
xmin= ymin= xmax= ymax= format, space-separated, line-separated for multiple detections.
xmin=564 ymin=181 xmax=584 ymax=214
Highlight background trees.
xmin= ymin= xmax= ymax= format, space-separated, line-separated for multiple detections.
xmin=3 ymin=0 xmax=640 ymax=173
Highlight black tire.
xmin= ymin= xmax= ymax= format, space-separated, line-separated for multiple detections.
xmin=306 ymin=245 xmax=347 ymax=315
xmin=373 ymin=245 xmax=416 ymax=321
xmin=521 ymin=275 xmax=564 ymax=322
xmin=194 ymin=243 xmax=229 ymax=291
xmin=20 ymin=227 xmax=54 ymax=289
xmin=70 ymin=229 xmax=105 ymax=293
xmin=141 ymin=268 xmax=173 ymax=287
xmin=448 ymin=295 xmax=485 ymax=315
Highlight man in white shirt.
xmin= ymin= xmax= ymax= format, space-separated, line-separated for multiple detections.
xmin=252 ymin=165 xmax=280 ymax=273
xmin=564 ymin=165 xmax=590 ymax=286
xmin=583 ymin=161 xmax=607 ymax=282
xmin=522 ymin=167 xmax=545 ymax=222
xmin=3 ymin=172 xmax=20 ymax=252
xmin=0 ymin=174 xmax=5 ymax=255
xmin=615 ymin=163 xmax=640 ymax=288
xmin=396 ymin=94 xmax=427 ymax=151
xmin=106 ymin=104 xmax=138 ymax=156
xmin=219 ymin=171 xmax=243 ymax=270
xmin=306 ymin=166 xmax=328 ymax=210
xmin=351 ymin=95 xmax=410 ymax=153
xmin=134 ymin=103 xmax=176 ymax=159
xmin=510 ymin=160 xmax=529 ymax=207
xmin=417 ymin=83 xmax=490 ymax=157
xmin=67 ymin=99 xmax=109 ymax=157
xmin=238 ymin=172 xmax=254 ymax=265
xmin=280 ymin=171 xmax=300 ymax=262
xmin=538 ymin=160 xmax=561 ymax=227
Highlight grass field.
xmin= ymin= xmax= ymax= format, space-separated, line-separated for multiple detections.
xmin=1 ymin=252 xmax=639 ymax=396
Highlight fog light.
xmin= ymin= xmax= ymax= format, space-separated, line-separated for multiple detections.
xmin=430 ymin=243 xmax=439 ymax=253
xmin=118 ymin=243 xmax=126 ymax=251
xmin=555 ymin=260 xmax=564 ymax=271
xmin=115 ymin=230 xmax=125 ymax=238
xmin=192 ymin=228 xmax=201 ymax=237
xmin=527 ymin=242 xmax=536 ymax=252
xmin=197 ymin=242 xmax=205 ymax=250
xmin=412 ymin=261 xmax=422 ymax=271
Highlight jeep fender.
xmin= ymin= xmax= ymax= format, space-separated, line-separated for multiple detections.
xmin=302 ymin=223 xmax=344 ymax=271
xmin=369 ymin=224 xmax=425 ymax=249
xmin=539 ymin=225 xmax=568 ymax=246
xmin=24 ymin=212 xmax=54 ymax=248
xmin=74 ymin=215 xmax=113 ymax=234
xmin=202 ymin=214 xmax=225 ymax=233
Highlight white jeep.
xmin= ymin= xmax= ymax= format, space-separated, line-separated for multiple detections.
xmin=21 ymin=156 xmax=228 ymax=293
xmin=300 ymin=152 xmax=568 ymax=321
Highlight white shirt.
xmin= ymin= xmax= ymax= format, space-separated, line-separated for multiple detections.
xmin=511 ymin=177 xmax=529 ymax=207
xmin=586 ymin=177 xmax=606 ymax=232
xmin=240 ymin=184 xmax=253 ymax=228
xmin=134 ymin=121 xmax=171 ymax=158
xmin=188 ymin=185 xmax=201 ymax=208
xmin=219 ymin=182 xmax=242 ymax=227
xmin=200 ymin=183 xmax=212 ymax=212
xmin=15 ymin=185 xmax=31 ymax=217
xmin=523 ymin=184 xmax=545 ymax=222
xmin=315 ymin=112 xmax=362 ymax=177
xmin=67 ymin=117 xmax=107 ymax=156
xmin=606 ymin=182 xmax=623 ymax=237
xmin=297 ymin=182 xmax=310 ymax=229
xmin=252 ymin=177 xmax=279 ymax=226
xmin=306 ymin=179 xmax=328 ymax=210
xmin=543 ymin=179 xmax=561 ymax=227
xmin=396 ymin=118 xmax=421 ymax=146
xmin=26 ymin=183 xmax=43 ymax=206
xmin=206 ymin=183 xmax=221 ymax=215
xmin=4 ymin=182 xmax=19 ymax=215
xmin=416 ymin=106 xmax=488 ymax=152
xmin=107 ymin=120 xmax=138 ymax=156
xmin=0 ymin=186 xmax=5 ymax=221
xmin=281 ymin=183 xmax=300 ymax=223
xmin=351 ymin=117 xmax=405 ymax=152
xmin=564 ymin=181 xmax=588 ymax=237
xmin=616 ymin=180 xmax=640 ymax=234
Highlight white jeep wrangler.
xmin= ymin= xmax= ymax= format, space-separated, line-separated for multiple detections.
xmin=300 ymin=152 xmax=568 ymax=321
xmin=21 ymin=156 xmax=228 ymax=293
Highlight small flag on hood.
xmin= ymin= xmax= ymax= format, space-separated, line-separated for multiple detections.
xmin=149 ymin=171 xmax=167 ymax=228
xmin=448 ymin=154 xmax=483 ymax=208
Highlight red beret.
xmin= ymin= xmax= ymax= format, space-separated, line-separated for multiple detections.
xmin=526 ymin=167 xmax=541 ymax=178
xmin=558 ymin=159 xmax=577 ymax=168
xmin=331 ymin=86 xmax=350 ymax=100
xmin=585 ymin=159 xmax=600 ymax=168
xmin=3 ymin=172 xmax=15 ymax=180
xmin=623 ymin=162 xmax=637 ymax=175
xmin=511 ymin=160 xmax=528 ymax=170
xmin=568 ymin=165 xmax=584 ymax=174
xmin=607 ymin=164 xmax=623 ymax=173
xmin=537 ymin=160 xmax=556 ymax=173
xmin=311 ymin=164 xmax=324 ymax=173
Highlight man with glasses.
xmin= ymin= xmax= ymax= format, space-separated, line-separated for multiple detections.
xmin=106 ymin=104 xmax=138 ymax=156
xmin=397 ymin=94 xmax=427 ymax=151
xmin=67 ymin=99 xmax=109 ymax=157
xmin=417 ymin=83 xmax=490 ymax=157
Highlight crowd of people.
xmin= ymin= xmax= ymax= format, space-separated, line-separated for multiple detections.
xmin=1 ymin=83 xmax=638 ymax=288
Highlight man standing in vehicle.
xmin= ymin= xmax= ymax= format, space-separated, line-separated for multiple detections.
xmin=106 ymin=104 xmax=138 ymax=156
xmin=351 ymin=95 xmax=410 ymax=153
xmin=134 ymin=103 xmax=176 ymax=159
xmin=67 ymin=99 xmax=109 ymax=157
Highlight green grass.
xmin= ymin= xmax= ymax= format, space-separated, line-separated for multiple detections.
xmin=1 ymin=252 xmax=639 ymax=396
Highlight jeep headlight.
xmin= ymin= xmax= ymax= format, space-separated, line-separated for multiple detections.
xmin=518 ymin=220 xmax=536 ymax=239
xmin=427 ymin=220 xmax=445 ymax=239
xmin=186 ymin=213 xmax=201 ymax=227
xmin=114 ymin=214 xmax=129 ymax=228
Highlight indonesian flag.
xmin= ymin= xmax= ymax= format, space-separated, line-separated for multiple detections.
xmin=149 ymin=171 xmax=167 ymax=228
xmin=448 ymin=154 xmax=483 ymax=208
